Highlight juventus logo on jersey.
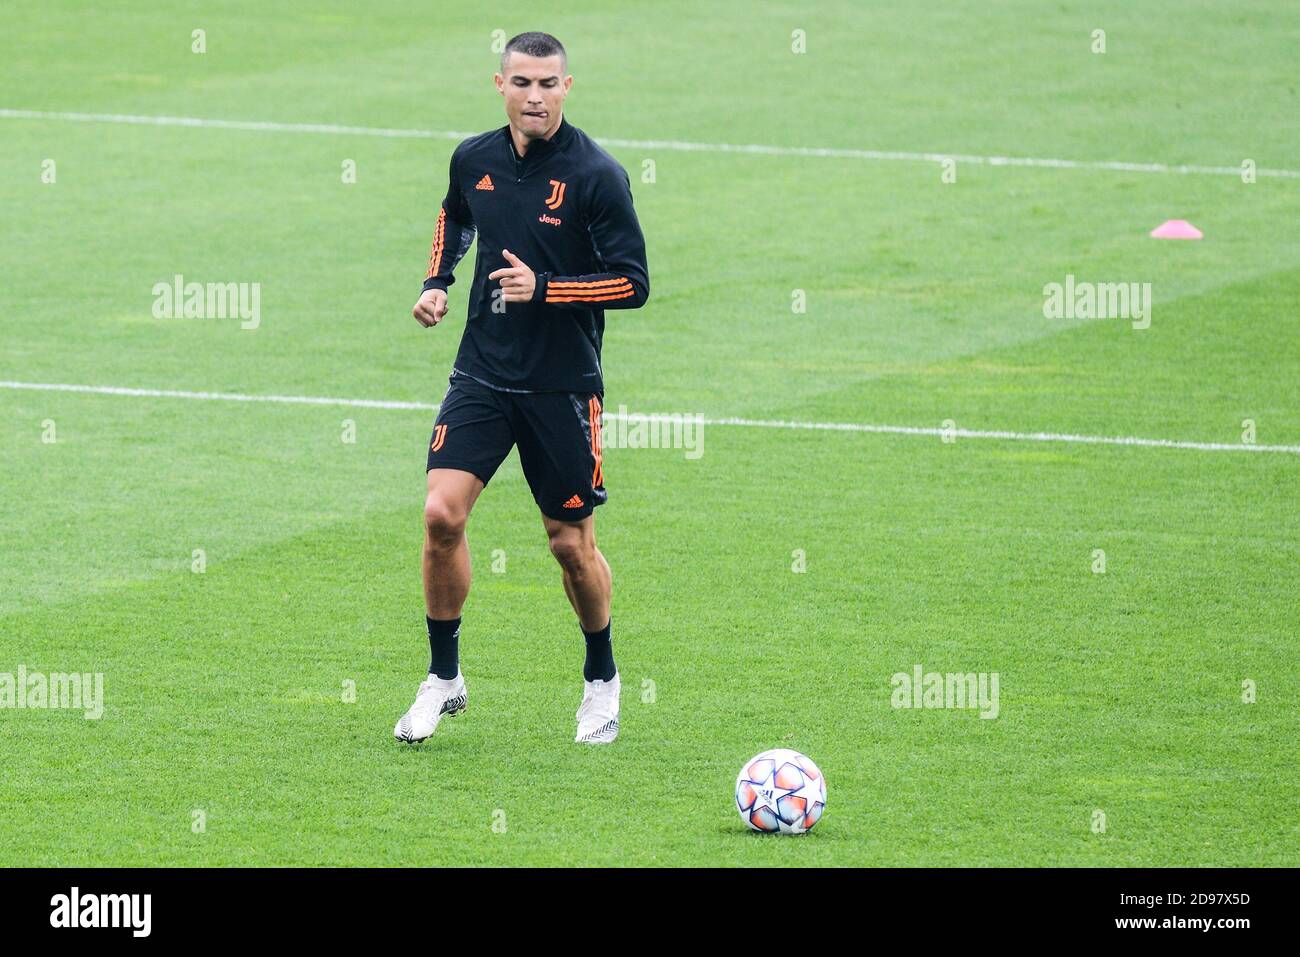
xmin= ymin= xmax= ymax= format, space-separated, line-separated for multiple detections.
xmin=544 ymin=179 xmax=567 ymax=210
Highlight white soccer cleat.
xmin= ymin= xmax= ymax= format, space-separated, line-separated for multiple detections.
xmin=575 ymin=672 xmax=620 ymax=744
xmin=393 ymin=672 xmax=467 ymax=743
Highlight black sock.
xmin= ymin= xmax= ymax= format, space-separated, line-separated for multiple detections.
xmin=427 ymin=616 xmax=460 ymax=680
xmin=582 ymin=620 xmax=615 ymax=682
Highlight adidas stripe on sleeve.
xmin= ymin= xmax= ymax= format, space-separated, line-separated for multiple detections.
xmin=423 ymin=150 xmax=477 ymax=293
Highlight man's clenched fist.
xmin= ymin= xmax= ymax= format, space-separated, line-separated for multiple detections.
xmin=413 ymin=288 xmax=449 ymax=327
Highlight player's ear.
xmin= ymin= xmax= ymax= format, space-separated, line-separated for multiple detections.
xmin=494 ymin=73 xmax=504 ymax=94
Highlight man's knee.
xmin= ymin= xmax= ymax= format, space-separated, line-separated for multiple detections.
xmin=548 ymin=528 xmax=593 ymax=572
xmin=424 ymin=495 xmax=467 ymax=548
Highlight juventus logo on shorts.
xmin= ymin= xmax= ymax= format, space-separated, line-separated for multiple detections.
xmin=430 ymin=424 xmax=447 ymax=452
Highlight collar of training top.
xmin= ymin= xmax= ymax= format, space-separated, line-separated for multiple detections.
xmin=503 ymin=115 xmax=574 ymax=162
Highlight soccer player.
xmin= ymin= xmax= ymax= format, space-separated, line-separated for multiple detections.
xmin=394 ymin=32 xmax=650 ymax=745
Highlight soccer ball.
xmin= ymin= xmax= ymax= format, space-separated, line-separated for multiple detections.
xmin=735 ymin=748 xmax=826 ymax=834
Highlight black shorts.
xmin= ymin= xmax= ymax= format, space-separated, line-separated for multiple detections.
xmin=426 ymin=374 xmax=607 ymax=521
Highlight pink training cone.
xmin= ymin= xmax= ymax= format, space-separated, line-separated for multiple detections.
xmin=1150 ymin=219 xmax=1203 ymax=239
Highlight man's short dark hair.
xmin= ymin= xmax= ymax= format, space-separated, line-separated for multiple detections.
xmin=501 ymin=32 xmax=567 ymax=73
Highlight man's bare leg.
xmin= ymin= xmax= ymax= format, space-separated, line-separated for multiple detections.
xmin=423 ymin=468 xmax=485 ymax=620
xmin=394 ymin=468 xmax=484 ymax=743
xmin=542 ymin=513 xmax=610 ymax=632
xmin=544 ymin=512 xmax=620 ymax=744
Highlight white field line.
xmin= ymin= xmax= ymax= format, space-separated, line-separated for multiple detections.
xmin=0 ymin=380 xmax=437 ymax=411
xmin=2 ymin=380 xmax=1297 ymax=455
xmin=3 ymin=108 xmax=1297 ymax=179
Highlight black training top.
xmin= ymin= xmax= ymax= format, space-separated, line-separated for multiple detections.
xmin=421 ymin=116 xmax=650 ymax=393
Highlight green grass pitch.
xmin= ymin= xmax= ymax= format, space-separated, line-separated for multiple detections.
xmin=1 ymin=1 xmax=1297 ymax=866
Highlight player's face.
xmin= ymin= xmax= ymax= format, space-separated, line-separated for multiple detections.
xmin=496 ymin=53 xmax=571 ymax=139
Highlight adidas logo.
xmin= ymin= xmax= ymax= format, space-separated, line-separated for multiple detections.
xmin=475 ymin=174 xmax=494 ymax=191
xmin=561 ymin=494 xmax=584 ymax=509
